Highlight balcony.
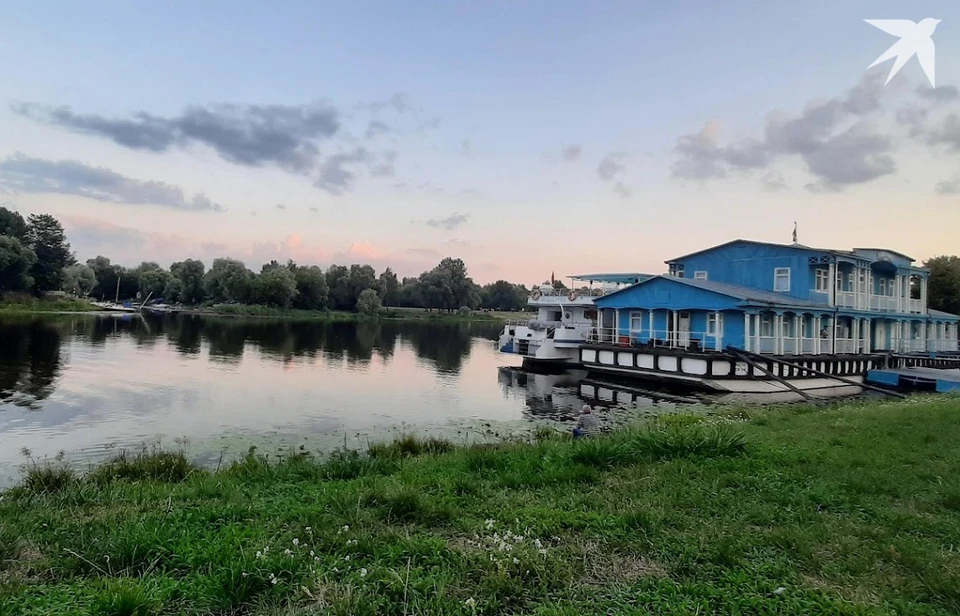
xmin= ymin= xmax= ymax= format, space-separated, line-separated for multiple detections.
xmin=832 ymin=290 xmax=925 ymax=314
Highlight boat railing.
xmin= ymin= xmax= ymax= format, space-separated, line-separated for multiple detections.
xmin=586 ymin=327 xmax=723 ymax=352
xmin=530 ymin=287 xmax=622 ymax=299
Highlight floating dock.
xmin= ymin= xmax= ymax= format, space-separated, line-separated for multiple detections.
xmin=866 ymin=366 xmax=960 ymax=393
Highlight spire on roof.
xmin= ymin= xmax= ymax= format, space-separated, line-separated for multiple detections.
xmin=792 ymin=221 xmax=798 ymax=244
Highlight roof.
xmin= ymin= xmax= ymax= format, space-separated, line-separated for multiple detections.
xmin=568 ymin=273 xmax=655 ymax=284
xmin=664 ymin=239 xmax=837 ymax=264
xmin=595 ymin=275 xmax=826 ymax=309
xmin=929 ymin=309 xmax=960 ymax=320
xmin=852 ymin=247 xmax=915 ymax=261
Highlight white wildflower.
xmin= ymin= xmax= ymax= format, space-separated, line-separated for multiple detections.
xmin=310 ymin=551 xmax=315 ymax=557
xmin=512 ymin=557 xmax=519 ymax=564
xmin=360 ymin=567 xmax=368 ymax=577
xmin=340 ymin=525 xmax=350 ymax=533
xmin=464 ymin=597 xmax=477 ymax=608
xmin=344 ymin=555 xmax=351 ymax=561
xmin=292 ymin=538 xmax=299 ymax=546
xmin=305 ymin=527 xmax=312 ymax=532
xmin=271 ymin=577 xmax=278 ymax=585
xmin=773 ymin=586 xmax=786 ymax=595
xmin=534 ymin=538 xmax=543 ymax=549
xmin=484 ymin=519 xmax=495 ymax=530
xmin=283 ymin=549 xmax=293 ymax=557
xmin=255 ymin=551 xmax=263 ymax=559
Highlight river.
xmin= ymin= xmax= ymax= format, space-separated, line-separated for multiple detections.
xmin=0 ymin=313 xmax=684 ymax=484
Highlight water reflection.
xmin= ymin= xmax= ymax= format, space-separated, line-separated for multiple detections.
xmin=0 ymin=314 xmax=712 ymax=485
xmin=0 ymin=319 xmax=64 ymax=409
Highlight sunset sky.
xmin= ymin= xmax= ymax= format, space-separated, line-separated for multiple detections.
xmin=2 ymin=1 xmax=959 ymax=285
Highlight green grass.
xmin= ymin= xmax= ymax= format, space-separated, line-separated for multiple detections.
xmin=0 ymin=295 xmax=98 ymax=313
xmin=3 ymin=396 xmax=960 ymax=614
xmin=200 ymin=304 xmax=360 ymax=320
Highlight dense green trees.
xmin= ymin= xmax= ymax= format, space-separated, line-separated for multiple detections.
xmin=925 ymin=256 xmax=960 ymax=316
xmin=0 ymin=236 xmax=36 ymax=292
xmin=479 ymin=280 xmax=529 ymax=311
xmin=1 ymin=206 xmax=539 ymax=314
xmin=61 ymin=263 xmax=96 ymax=296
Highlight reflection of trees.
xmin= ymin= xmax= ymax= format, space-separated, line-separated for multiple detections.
xmin=166 ymin=316 xmax=203 ymax=355
xmin=403 ymin=322 xmax=474 ymax=373
xmin=0 ymin=319 xmax=64 ymax=408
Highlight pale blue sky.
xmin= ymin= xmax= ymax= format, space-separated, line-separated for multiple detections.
xmin=2 ymin=1 xmax=959 ymax=283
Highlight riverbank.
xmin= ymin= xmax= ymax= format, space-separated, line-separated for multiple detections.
xmin=3 ymin=396 xmax=959 ymax=615
xmin=0 ymin=296 xmax=101 ymax=313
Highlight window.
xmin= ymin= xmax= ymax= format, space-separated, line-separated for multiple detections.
xmin=629 ymin=311 xmax=643 ymax=332
xmin=836 ymin=272 xmax=843 ymax=291
xmin=879 ymin=279 xmax=886 ymax=296
xmin=760 ymin=314 xmax=773 ymax=337
xmin=814 ymin=268 xmax=829 ymax=292
xmin=694 ymin=271 xmax=708 ymax=280
xmin=707 ymin=312 xmax=723 ymax=336
xmin=774 ymin=268 xmax=791 ymax=292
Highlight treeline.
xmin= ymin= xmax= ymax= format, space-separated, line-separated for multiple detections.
xmin=1 ymin=208 xmax=531 ymax=313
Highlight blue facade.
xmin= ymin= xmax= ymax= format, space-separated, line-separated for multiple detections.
xmin=593 ymin=240 xmax=959 ymax=355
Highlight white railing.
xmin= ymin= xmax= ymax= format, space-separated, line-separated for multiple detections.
xmin=801 ymin=338 xmax=816 ymax=354
xmin=586 ymin=328 xmax=723 ymax=352
xmin=836 ymin=291 xmax=856 ymax=308
xmin=832 ymin=290 xmax=925 ymax=314
xmin=835 ymin=338 xmax=856 ymax=354
xmin=820 ymin=339 xmax=833 ymax=354
xmin=892 ymin=338 xmax=960 ymax=353
xmin=869 ymin=295 xmax=898 ymax=311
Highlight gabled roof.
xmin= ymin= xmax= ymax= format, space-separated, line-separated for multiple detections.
xmin=594 ymin=275 xmax=825 ymax=310
xmin=852 ymin=247 xmax=915 ymax=262
xmin=665 ymin=239 xmax=835 ymax=264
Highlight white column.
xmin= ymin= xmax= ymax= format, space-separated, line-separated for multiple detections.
xmin=774 ymin=313 xmax=782 ymax=355
xmin=814 ymin=315 xmax=822 ymax=354
xmin=614 ymin=310 xmax=620 ymax=343
xmin=648 ymin=310 xmax=654 ymax=340
xmin=852 ymin=319 xmax=859 ymax=353
xmin=794 ymin=314 xmax=801 ymax=355
xmin=921 ymin=321 xmax=927 ymax=352
xmin=743 ymin=313 xmax=750 ymax=352
xmin=865 ymin=319 xmax=872 ymax=353
xmin=754 ymin=314 xmax=761 ymax=353
xmin=828 ymin=262 xmax=836 ymax=306
xmin=921 ymin=278 xmax=928 ymax=314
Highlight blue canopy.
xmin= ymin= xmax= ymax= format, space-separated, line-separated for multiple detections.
xmin=569 ymin=273 xmax=655 ymax=285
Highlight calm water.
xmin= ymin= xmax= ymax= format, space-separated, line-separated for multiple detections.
xmin=0 ymin=314 xmax=681 ymax=483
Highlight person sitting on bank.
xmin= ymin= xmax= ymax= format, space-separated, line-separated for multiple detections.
xmin=573 ymin=404 xmax=599 ymax=438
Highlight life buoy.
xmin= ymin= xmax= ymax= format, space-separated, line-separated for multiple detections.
xmin=531 ymin=290 xmax=542 ymax=300
xmin=567 ymin=290 xmax=577 ymax=301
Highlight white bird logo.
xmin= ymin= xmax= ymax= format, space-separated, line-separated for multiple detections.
xmin=865 ymin=18 xmax=940 ymax=87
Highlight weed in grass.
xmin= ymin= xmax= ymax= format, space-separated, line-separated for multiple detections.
xmin=19 ymin=449 xmax=77 ymax=494
xmin=87 ymin=449 xmax=200 ymax=484
xmin=89 ymin=579 xmax=159 ymax=616
xmin=368 ymin=434 xmax=454 ymax=458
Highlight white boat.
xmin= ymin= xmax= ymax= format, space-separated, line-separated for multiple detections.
xmin=497 ymin=274 xmax=651 ymax=365
xmin=90 ymin=301 xmax=137 ymax=313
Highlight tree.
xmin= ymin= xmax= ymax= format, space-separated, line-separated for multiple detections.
xmin=26 ymin=213 xmax=72 ymax=292
xmin=0 ymin=207 xmax=29 ymax=241
xmin=356 ymin=288 xmax=382 ymax=315
xmin=292 ymin=265 xmax=328 ymax=310
xmin=481 ymin=280 xmax=527 ymax=310
xmin=925 ymin=255 xmax=960 ymax=316
xmin=139 ymin=269 xmax=174 ymax=298
xmin=163 ymin=277 xmax=184 ymax=303
xmin=61 ymin=263 xmax=96 ymax=296
xmin=204 ymin=258 xmax=253 ymax=303
xmin=0 ymin=236 xmax=36 ymax=292
xmin=170 ymin=259 xmax=206 ymax=304
xmin=251 ymin=267 xmax=297 ymax=307
xmin=396 ymin=278 xmax=424 ymax=308
xmin=377 ymin=267 xmax=400 ymax=305
xmin=419 ymin=258 xmax=480 ymax=311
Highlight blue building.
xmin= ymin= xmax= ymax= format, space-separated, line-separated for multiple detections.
xmin=592 ymin=239 xmax=959 ymax=355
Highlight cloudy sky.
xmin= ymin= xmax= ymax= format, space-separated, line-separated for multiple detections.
xmin=2 ymin=1 xmax=959 ymax=284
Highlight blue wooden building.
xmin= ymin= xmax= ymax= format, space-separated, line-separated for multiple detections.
xmin=592 ymin=239 xmax=959 ymax=355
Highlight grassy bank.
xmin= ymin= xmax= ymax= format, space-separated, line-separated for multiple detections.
xmin=0 ymin=296 xmax=98 ymax=313
xmin=3 ymin=396 xmax=960 ymax=615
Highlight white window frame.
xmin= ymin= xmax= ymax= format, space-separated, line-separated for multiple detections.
xmin=760 ymin=314 xmax=774 ymax=337
xmin=694 ymin=271 xmax=708 ymax=280
xmin=879 ymin=279 xmax=886 ymax=296
xmin=707 ymin=312 xmax=723 ymax=336
xmin=814 ymin=268 xmax=828 ymax=292
xmin=774 ymin=267 xmax=791 ymax=292
xmin=629 ymin=311 xmax=643 ymax=333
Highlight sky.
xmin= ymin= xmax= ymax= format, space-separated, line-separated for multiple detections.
xmin=1 ymin=1 xmax=959 ymax=285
